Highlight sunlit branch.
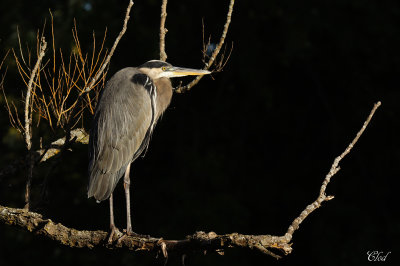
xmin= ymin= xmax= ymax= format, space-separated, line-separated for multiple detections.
xmin=159 ymin=0 xmax=168 ymax=61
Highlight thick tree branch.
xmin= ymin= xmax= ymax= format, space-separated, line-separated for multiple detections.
xmin=0 ymin=102 xmax=381 ymax=258
xmin=0 ymin=204 xmax=290 ymax=257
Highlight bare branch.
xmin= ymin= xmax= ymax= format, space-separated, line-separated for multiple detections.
xmin=159 ymin=0 xmax=168 ymax=61
xmin=17 ymin=27 xmax=30 ymax=71
xmin=24 ymin=36 xmax=47 ymax=151
xmin=0 ymin=204 xmax=290 ymax=257
xmin=0 ymin=49 xmax=10 ymax=71
xmin=284 ymin=101 xmax=382 ymax=242
xmin=82 ymin=0 xmax=134 ymax=94
xmin=176 ymin=0 xmax=235 ymax=93
xmin=23 ymin=36 xmax=47 ymax=210
xmin=0 ymin=51 xmax=21 ymax=132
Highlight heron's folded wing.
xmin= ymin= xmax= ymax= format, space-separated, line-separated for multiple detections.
xmin=88 ymin=68 xmax=153 ymax=201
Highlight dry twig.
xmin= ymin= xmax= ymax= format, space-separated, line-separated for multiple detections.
xmin=9 ymin=20 xmax=108 ymax=131
xmin=176 ymin=0 xmax=235 ymax=93
xmin=283 ymin=101 xmax=381 ymax=242
xmin=57 ymin=0 xmax=134 ymax=129
xmin=82 ymin=0 xmax=134 ymax=94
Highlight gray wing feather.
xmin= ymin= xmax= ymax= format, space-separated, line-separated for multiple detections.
xmin=88 ymin=68 xmax=153 ymax=201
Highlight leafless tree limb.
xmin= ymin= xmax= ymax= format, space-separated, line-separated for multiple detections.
xmin=24 ymin=37 xmax=47 ymax=151
xmin=175 ymin=0 xmax=235 ymax=93
xmin=0 ymin=102 xmax=381 ymax=259
xmin=82 ymin=0 xmax=134 ymax=94
xmin=0 ymin=50 xmax=9 ymax=72
xmin=159 ymin=0 xmax=168 ymax=61
xmin=0 ymin=204 xmax=291 ymax=257
xmin=283 ymin=101 xmax=382 ymax=242
xmin=23 ymin=36 xmax=47 ymax=210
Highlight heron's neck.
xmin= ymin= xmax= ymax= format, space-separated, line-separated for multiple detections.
xmin=154 ymin=77 xmax=173 ymax=119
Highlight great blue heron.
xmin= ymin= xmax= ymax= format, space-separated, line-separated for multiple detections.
xmin=88 ymin=60 xmax=210 ymax=240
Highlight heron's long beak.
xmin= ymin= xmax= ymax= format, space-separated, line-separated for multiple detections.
xmin=168 ymin=67 xmax=211 ymax=77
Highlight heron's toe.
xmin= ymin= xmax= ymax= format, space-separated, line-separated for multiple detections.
xmin=107 ymin=225 xmax=122 ymax=244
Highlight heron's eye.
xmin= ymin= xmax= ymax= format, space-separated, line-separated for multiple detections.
xmin=162 ymin=67 xmax=167 ymax=71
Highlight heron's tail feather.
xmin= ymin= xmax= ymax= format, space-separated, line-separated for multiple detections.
xmin=88 ymin=163 xmax=128 ymax=202
xmin=88 ymin=169 xmax=115 ymax=202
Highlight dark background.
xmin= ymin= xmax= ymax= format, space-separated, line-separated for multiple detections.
xmin=0 ymin=0 xmax=398 ymax=265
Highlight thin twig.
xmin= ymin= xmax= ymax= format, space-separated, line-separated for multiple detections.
xmin=0 ymin=51 xmax=17 ymax=131
xmin=82 ymin=0 xmax=134 ymax=94
xmin=17 ymin=27 xmax=30 ymax=71
xmin=1 ymin=50 xmax=10 ymax=71
xmin=176 ymin=0 xmax=235 ymax=93
xmin=284 ymin=101 xmax=382 ymax=242
xmin=159 ymin=0 xmax=168 ymax=61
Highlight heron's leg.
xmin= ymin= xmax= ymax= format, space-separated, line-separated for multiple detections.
xmin=124 ymin=164 xmax=133 ymax=234
xmin=110 ymin=193 xmax=115 ymax=228
xmin=107 ymin=193 xmax=118 ymax=243
xmin=118 ymin=164 xmax=150 ymax=241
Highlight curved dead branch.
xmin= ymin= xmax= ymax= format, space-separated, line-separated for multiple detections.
xmin=0 ymin=101 xmax=381 ymax=259
xmin=175 ymin=0 xmax=235 ymax=93
xmin=82 ymin=0 xmax=134 ymax=94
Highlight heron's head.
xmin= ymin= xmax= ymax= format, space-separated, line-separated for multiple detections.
xmin=139 ymin=60 xmax=211 ymax=80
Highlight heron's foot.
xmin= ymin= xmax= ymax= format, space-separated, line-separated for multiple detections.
xmin=107 ymin=225 xmax=122 ymax=244
xmin=117 ymin=229 xmax=150 ymax=244
xmin=125 ymin=229 xmax=150 ymax=239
